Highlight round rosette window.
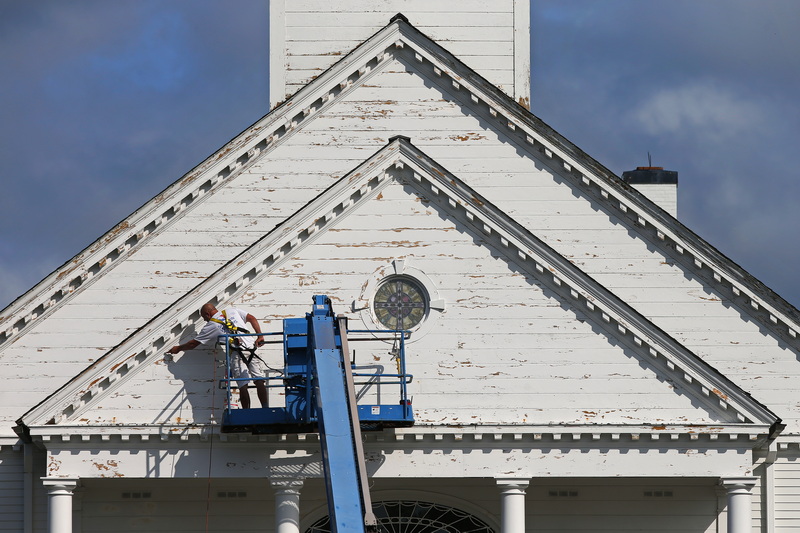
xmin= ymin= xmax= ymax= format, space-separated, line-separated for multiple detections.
xmin=354 ymin=260 xmax=445 ymax=341
xmin=372 ymin=276 xmax=428 ymax=330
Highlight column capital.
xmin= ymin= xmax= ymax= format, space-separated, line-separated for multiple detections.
xmin=43 ymin=478 xmax=78 ymax=533
xmin=719 ymin=477 xmax=757 ymax=492
xmin=495 ymin=478 xmax=530 ymax=492
xmin=273 ymin=479 xmax=302 ymax=533
xmin=720 ymin=476 xmax=757 ymax=533
xmin=41 ymin=478 xmax=79 ymax=492
xmin=271 ymin=478 xmax=304 ymax=494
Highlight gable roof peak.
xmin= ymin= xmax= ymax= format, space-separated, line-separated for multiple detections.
xmin=16 ymin=138 xmax=780 ymax=437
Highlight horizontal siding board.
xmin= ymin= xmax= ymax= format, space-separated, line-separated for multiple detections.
xmin=415 ymin=407 xmax=715 ymax=425
xmin=5 ymin=362 xmax=125 ymax=379
xmin=1 ymin=346 xmax=107 ymax=364
xmin=277 ymin=257 xmax=519 ymax=277
xmin=76 ymin=289 xmax=183 ymax=306
xmin=288 ymin=40 xmax=512 ymax=56
xmin=285 ymin=25 xmax=513 ymax=42
xmin=285 ymin=12 xmax=514 ymax=28
xmin=40 ymin=302 xmax=167 ymax=320
xmin=671 ymin=331 xmax=779 ymax=346
xmin=288 ymin=53 xmax=511 ymax=72
xmin=414 ymin=349 xmax=643 ymax=366
xmin=124 ymin=244 xmax=251 ymax=263
xmin=286 ymin=71 xmax=515 ymax=92
xmin=287 ymin=0 xmax=514 ymax=12
xmin=325 ymin=89 xmax=492 ymax=112
xmin=295 ymin=117 xmax=505 ymax=137
xmin=775 ymin=459 xmax=800 ymax=527
xmin=409 ymin=392 xmax=695 ymax=410
xmin=411 ymin=372 xmax=678 ymax=394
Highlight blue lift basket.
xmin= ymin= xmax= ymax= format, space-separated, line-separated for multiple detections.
xmin=219 ymin=295 xmax=414 ymax=434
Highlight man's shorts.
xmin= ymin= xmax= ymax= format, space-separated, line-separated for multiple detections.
xmin=230 ymin=352 xmax=267 ymax=387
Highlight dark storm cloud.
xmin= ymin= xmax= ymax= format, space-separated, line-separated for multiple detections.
xmin=0 ymin=0 xmax=269 ymax=307
xmin=1 ymin=1 xmax=798 ymax=311
xmin=533 ymin=0 xmax=800 ymax=306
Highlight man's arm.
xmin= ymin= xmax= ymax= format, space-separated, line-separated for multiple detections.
xmin=167 ymin=339 xmax=201 ymax=354
xmin=245 ymin=313 xmax=265 ymax=346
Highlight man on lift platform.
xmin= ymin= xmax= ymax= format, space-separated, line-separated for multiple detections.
xmin=168 ymin=302 xmax=268 ymax=408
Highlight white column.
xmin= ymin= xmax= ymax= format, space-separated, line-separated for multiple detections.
xmin=496 ymin=478 xmax=529 ymax=533
xmin=272 ymin=479 xmax=304 ymax=533
xmin=763 ymin=442 xmax=778 ymax=533
xmin=41 ymin=478 xmax=78 ymax=533
xmin=720 ymin=477 xmax=757 ymax=533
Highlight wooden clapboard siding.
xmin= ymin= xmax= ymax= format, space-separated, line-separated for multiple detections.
xmin=279 ymin=0 xmax=518 ymax=97
xmin=775 ymin=454 xmax=800 ymax=528
xmin=90 ymin=179 xmax=722 ymax=426
xmin=0 ymin=448 xmax=23 ymax=532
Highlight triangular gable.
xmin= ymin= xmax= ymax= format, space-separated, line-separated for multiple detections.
xmin=4 ymin=15 xmax=799 ymax=370
xmin=68 ymin=175 xmax=733 ymax=428
xmin=17 ymin=138 xmax=779 ymax=438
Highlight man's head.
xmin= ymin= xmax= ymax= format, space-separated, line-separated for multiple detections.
xmin=200 ymin=303 xmax=218 ymax=321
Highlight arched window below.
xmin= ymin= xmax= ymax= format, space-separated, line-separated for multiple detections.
xmin=305 ymin=500 xmax=495 ymax=533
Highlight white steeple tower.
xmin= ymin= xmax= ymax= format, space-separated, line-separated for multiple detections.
xmin=269 ymin=0 xmax=530 ymax=109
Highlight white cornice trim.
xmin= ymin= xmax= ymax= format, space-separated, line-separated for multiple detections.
xmin=0 ymin=437 xmax=22 ymax=452
xmin=26 ymin=423 xmax=773 ymax=449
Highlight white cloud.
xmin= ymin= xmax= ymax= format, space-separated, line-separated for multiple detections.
xmin=631 ymin=82 xmax=763 ymax=142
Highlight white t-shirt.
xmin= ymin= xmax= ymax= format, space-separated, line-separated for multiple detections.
xmin=194 ymin=308 xmax=255 ymax=350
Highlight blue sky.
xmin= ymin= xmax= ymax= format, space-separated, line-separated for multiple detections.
xmin=1 ymin=0 xmax=799 ymax=311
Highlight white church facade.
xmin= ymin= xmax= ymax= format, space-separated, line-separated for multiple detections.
xmin=2 ymin=2 xmax=799 ymax=532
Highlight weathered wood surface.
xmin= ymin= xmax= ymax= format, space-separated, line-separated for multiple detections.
xmin=776 ymin=455 xmax=800 ymax=528
xmin=0 ymin=449 xmax=23 ymax=531
xmin=48 ymin=439 xmax=755 ymax=480
xmin=3 ymin=35 xmax=798 ymax=435
xmin=279 ymin=0 xmax=518 ymax=95
xmin=72 ymin=181 xmax=727 ymax=428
